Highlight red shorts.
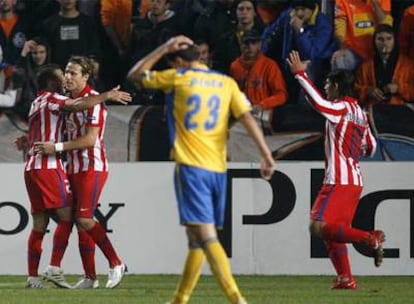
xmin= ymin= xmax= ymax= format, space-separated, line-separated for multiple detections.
xmin=69 ymin=171 xmax=108 ymax=218
xmin=24 ymin=168 xmax=72 ymax=214
xmin=310 ymin=184 xmax=363 ymax=225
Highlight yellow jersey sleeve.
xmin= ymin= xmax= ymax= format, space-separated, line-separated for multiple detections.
xmin=141 ymin=69 xmax=176 ymax=93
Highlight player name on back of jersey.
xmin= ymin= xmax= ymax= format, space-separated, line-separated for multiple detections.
xmin=189 ymin=77 xmax=223 ymax=88
xmin=344 ymin=112 xmax=365 ymax=126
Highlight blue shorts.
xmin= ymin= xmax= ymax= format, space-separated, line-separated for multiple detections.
xmin=174 ymin=164 xmax=227 ymax=228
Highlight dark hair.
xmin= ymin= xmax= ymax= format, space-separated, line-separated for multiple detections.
xmin=32 ymin=36 xmax=50 ymax=50
xmin=327 ymin=69 xmax=355 ymax=98
xmin=194 ymin=39 xmax=210 ymax=47
xmin=36 ymin=64 xmax=62 ymax=90
xmin=164 ymin=44 xmax=200 ymax=62
xmin=374 ymin=24 xmax=394 ymax=37
xmin=291 ymin=0 xmax=316 ymax=10
xmin=237 ymin=0 xmax=257 ymax=10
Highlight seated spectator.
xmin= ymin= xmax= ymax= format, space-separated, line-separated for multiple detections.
xmin=195 ymin=39 xmax=212 ymax=67
xmin=398 ymin=4 xmax=414 ymax=60
xmin=331 ymin=0 xmax=393 ymax=71
xmin=355 ymin=24 xmax=414 ymax=106
xmin=262 ymin=0 xmax=336 ymax=104
xmin=230 ymin=30 xmax=287 ymax=133
xmin=12 ymin=37 xmax=51 ymax=120
xmin=37 ymin=0 xmax=102 ymax=69
xmin=234 ymin=0 xmax=264 ymax=45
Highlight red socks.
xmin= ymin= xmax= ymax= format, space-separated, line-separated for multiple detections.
xmin=78 ymin=229 xmax=96 ymax=279
xmin=28 ymin=230 xmax=45 ymax=277
xmin=322 ymin=223 xmax=370 ymax=244
xmin=50 ymin=220 xmax=73 ymax=267
xmin=86 ymin=222 xmax=121 ymax=267
xmin=326 ymin=241 xmax=351 ymax=277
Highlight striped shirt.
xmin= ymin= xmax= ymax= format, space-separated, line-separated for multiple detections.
xmin=295 ymin=71 xmax=377 ymax=185
xmin=65 ymin=85 xmax=108 ymax=174
xmin=25 ymin=91 xmax=68 ymax=171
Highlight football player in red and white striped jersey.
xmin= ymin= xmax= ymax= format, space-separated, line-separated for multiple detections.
xmin=35 ymin=56 xmax=127 ymax=289
xmin=287 ymin=51 xmax=385 ymax=290
xmin=21 ymin=64 xmax=131 ymax=288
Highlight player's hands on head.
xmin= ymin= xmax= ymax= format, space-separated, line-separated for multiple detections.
xmin=106 ymin=85 xmax=132 ymax=104
xmin=165 ymin=35 xmax=194 ymax=53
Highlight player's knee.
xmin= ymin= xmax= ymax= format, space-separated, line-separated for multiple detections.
xmin=185 ymin=224 xmax=216 ymax=244
xmin=55 ymin=206 xmax=72 ymax=221
xmin=309 ymin=220 xmax=324 ymax=237
xmin=76 ymin=217 xmax=95 ymax=230
xmin=31 ymin=213 xmax=49 ymax=232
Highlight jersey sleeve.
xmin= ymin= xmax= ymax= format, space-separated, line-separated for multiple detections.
xmin=294 ymin=71 xmax=346 ymax=123
xmin=141 ymin=69 xmax=176 ymax=93
xmin=361 ymin=120 xmax=377 ymax=158
xmin=85 ymin=104 xmax=104 ymax=127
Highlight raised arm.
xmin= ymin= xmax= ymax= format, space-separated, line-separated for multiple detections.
xmin=287 ymin=51 xmax=346 ymax=122
xmin=127 ymin=35 xmax=194 ymax=87
xmin=62 ymin=85 xmax=131 ymax=112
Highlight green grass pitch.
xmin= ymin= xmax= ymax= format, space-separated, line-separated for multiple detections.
xmin=0 ymin=275 xmax=412 ymax=303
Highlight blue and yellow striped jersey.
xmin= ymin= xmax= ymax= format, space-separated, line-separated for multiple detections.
xmin=141 ymin=63 xmax=251 ymax=172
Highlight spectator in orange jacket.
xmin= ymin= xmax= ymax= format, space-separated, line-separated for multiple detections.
xmin=355 ymin=24 xmax=414 ymax=106
xmin=230 ymin=30 xmax=287 ymax=132
xmin=398 ymin=4 xmax=414 ymax=60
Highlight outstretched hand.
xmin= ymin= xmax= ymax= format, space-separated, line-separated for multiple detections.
xmin=106 ymin=86 xmax=132 ymax=104
xmin=286 ymin=51 xmax=309 ymax=74
xmin=164 ymin=35 xmax=194 ymax=53
xmin=14 ymin=135 xmax=28 ymax=151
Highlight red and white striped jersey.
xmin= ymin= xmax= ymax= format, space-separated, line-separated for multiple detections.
xmin=295 ymin=71 xmax=377 ymax=186
xmin=65 ymin=85 xmax=108 ymax=174
xmin=25 ymin=91 xmax=68 ymax=171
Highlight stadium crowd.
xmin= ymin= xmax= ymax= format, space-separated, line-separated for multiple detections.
xmin=0 ymin=0 xmax=413 ymax=127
